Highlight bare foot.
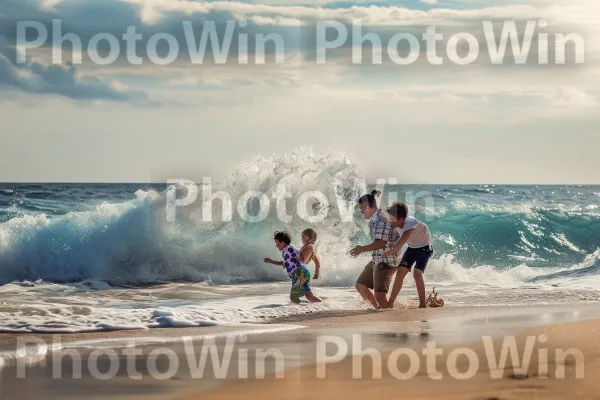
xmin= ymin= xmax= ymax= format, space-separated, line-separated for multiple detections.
xmin=305 ymin=292 xmax=322 ymax=303
xmin=418 ymin=304 xmax=427 ymax=308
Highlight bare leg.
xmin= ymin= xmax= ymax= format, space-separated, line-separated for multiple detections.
xmin=375 ymin=292 xmax=389 ymax=309
xmin=414 ymin=269 xmax=427 ymax=308
xmin=305 ymin=291 xmax=322 ymax=303
xmin=355 ymin=282 xmax=379 ymax=308
xmin=290 ymin=294 xmax=301 ymax=304
xmin=388 ymin=267 xmax=410 ymax=308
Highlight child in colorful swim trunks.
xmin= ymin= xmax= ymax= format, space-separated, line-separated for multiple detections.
xmin=264 ymin=231 xmax=323 ymax=304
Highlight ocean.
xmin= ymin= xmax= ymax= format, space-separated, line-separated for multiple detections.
xmin=0 ymin=152 xmax=599 ymax=334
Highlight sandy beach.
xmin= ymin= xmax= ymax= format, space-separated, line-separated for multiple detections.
xmin=1 ymin=303 xmax=600 ymax=400
xmin=173 ymin=307 xmax=600 ymax=400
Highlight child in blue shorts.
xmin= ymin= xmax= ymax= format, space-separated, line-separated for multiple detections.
xmin=264 ymin=231 xmax=323 ymax=304
xmin=383 ymin=202 xmax=433 ymax=309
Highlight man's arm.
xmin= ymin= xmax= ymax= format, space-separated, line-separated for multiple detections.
xmin=360 ymin=240 xmax=388 ymax=252
xmin=350 ymin=239 xmax=387 ymax=256
xmin=350 ymin=217 xmax=391 ymax=257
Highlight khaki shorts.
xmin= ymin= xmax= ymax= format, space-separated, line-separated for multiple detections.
xmin=356 ymin=262 xmax=397 ymax=293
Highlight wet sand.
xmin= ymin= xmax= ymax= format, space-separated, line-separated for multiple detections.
xmin=175 ymin=318 xmax=600 ymax=400
xmin=1 ymin=303 xmax=599 ymax=400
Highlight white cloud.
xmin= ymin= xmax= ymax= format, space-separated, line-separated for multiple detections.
xmin=248 ymin=15 xmax=307 ymax=26
xmin=0 ymin=0 xmax=598 ymax=109
xmin=0 ymin=37 xmax=148 ymax=101
xmin=167 ymin=76 xmax=201 ymax=86
xmin=41 ymin=0 xmax=65 ymax=10
xmin=118 ymin=0 xmax=600 ymax=29
xmin=552 ymin=87 xmax=596 ymax=107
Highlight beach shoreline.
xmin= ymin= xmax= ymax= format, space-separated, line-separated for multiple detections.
xmin=3 ymin=301 xmax=600 ymax=352
xmin=2 ymin=302 xmax=600 ymax=399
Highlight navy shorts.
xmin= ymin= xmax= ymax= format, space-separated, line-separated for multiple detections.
xmin=399 ymin=245 xmax=433 ymax=272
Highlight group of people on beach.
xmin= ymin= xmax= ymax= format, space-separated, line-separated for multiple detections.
xmin=264 ymin=190 xmax=434 ymax=309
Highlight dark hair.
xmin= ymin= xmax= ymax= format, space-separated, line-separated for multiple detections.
xmin=387 ymin=202 xmax=408 ymax=219
xmin=274 ymin=231 xmax=292 ymax=245
xmin=302 ymin=228 xmax=318 ymax=243
xmin=358 ymin=190 xmax=381 ymax=208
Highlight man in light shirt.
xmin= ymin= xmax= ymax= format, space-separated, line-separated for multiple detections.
xmin=350 ymin=190 xmax=400 ymax=309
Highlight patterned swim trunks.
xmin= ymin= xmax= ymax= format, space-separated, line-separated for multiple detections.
xmin=290 ymin=266 xmax=311 ymax=298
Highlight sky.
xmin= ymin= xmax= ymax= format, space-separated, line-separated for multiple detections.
xmin=0 ymin=0 xmax=599 ymax=184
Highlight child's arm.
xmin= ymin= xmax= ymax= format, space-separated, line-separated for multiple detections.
xmin=383 ymin=229 xmax=414 ymax=256
xmin=311 ymin=251 xmax=321 ymax=279
xmin=264 ymin=258 xmax=284 ymax=266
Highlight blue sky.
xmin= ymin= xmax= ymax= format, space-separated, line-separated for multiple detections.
xmin=1 ymin=0 xmax=599 ymax=183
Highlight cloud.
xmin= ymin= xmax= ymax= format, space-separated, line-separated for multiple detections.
xmin=2 ymin=0 xmax=592 ymax=75
xmin=0 ymin=0 xmax=597 ymax=106
xmin=551 ymin=87 xmax=597 ymax=107
xmin=0 ymin=37 xmax=148 ymax=101
xmin=115 ymin=0 xmax=599 ymax=28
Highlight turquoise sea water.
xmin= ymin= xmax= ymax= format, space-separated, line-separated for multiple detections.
xmin=0 ymin=152 xmax=598 ymax=333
